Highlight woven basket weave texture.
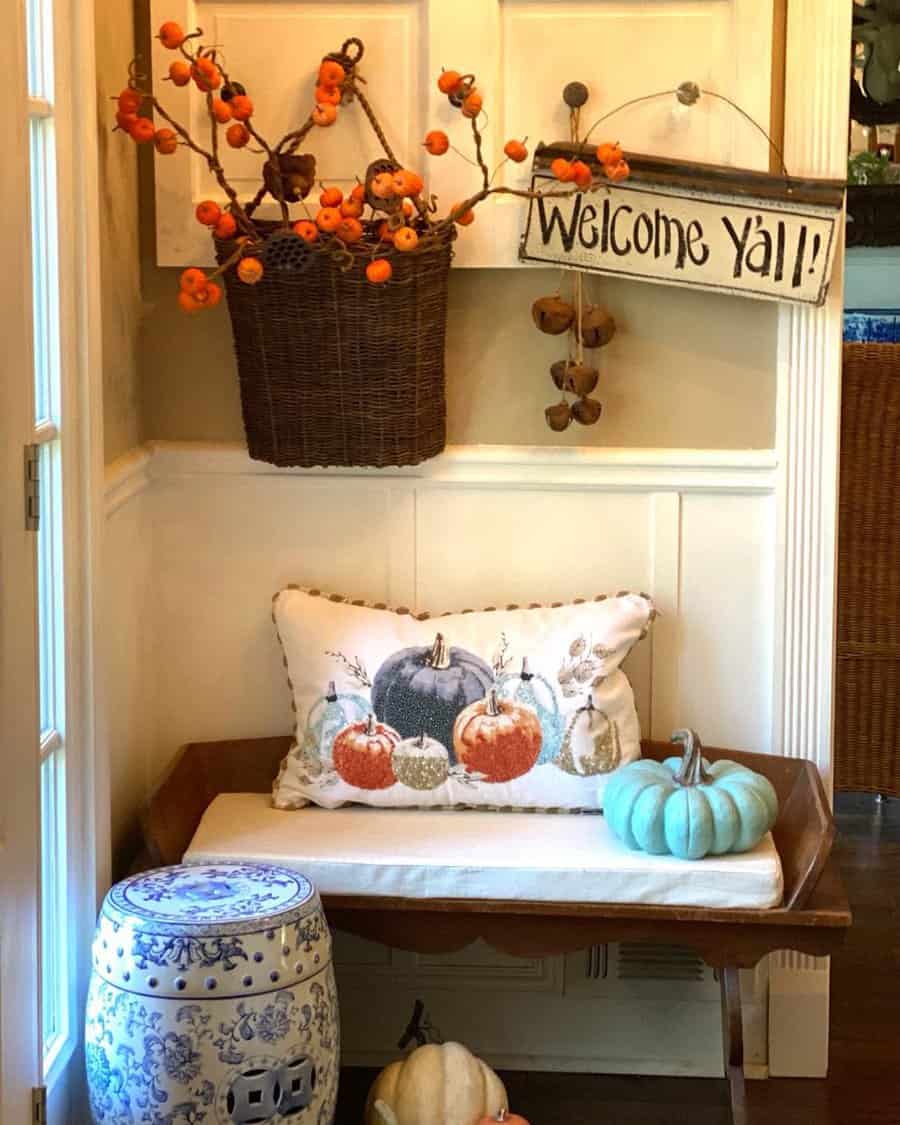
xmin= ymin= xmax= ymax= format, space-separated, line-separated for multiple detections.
xmin=217 ymin=222 xmax=453 ymax=468
xmin=836 ymin=342 xmax=900 ymax=796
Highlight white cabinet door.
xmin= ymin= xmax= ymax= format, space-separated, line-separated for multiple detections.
xmin=151 ymin=0 xmax=775 ymax=266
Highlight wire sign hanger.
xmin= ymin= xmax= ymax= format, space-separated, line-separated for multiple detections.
xmin=519 ymin=81 xmax=845 ymax=307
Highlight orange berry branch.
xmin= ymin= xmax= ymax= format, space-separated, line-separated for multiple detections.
xmin=114 ymin=26 xmax=631 ymax=311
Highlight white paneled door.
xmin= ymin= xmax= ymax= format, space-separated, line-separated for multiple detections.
xmin=4 ymin=0 xmax=104 ymax=1121
xmin=2 ymin=2 xmax=43 ymax=1119
xmin=152 ymin=0 xmax=775 ymax=265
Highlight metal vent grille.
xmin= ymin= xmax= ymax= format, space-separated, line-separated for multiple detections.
xmin=616 ymin=943 xmax=706 ymax=981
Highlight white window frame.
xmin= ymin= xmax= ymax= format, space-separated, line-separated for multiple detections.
xmin=23 ymin=0 xmax=108 ymax=1113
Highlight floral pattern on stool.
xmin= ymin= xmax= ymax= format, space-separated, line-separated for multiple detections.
xmin=85 ymin=862 xmax=339 ymax=1124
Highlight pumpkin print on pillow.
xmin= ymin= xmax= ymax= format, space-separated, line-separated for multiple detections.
xmin=271 ymin=587 xmax=655 ymax=812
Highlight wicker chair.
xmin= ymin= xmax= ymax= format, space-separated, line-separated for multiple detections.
xmin=836 ymin=343 xmax=900 ymax=796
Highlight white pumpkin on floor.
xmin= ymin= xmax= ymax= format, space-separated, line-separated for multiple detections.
xmin=365 ymin=1042 xmax=508 ymax=1125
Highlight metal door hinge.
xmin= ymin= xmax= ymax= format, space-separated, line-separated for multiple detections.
xmin=32 ymin=1086 xmax=47 ymax=1125
xmin=24 ymin=443 xmax=40 ymax=532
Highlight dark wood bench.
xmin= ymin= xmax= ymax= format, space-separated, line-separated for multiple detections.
xmin=141 ymin=736 xmax=851 ymax=1124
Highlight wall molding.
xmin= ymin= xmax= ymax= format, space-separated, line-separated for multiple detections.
xmin=768 ymin=0 xmax=852 ymax=1077
xmin=104 ymin=446 xmax=153 ymax=516
xmin=105 ymin=441 xmax=777 ymax=514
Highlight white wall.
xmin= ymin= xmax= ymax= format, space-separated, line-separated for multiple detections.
xmin=105 ymin=438 xmax=776 ymax=1073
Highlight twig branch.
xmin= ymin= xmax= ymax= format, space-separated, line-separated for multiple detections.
xmin=447 ymin=181 xmax=594 ymax=224
xmin=470 ymin=115 xmax=490 ymax=191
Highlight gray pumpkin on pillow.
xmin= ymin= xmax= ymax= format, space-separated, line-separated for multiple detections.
xmin=371 ymin=634 xmax=493 ymax=763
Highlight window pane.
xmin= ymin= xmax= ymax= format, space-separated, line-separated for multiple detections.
xmin=40 ymin=745 xmax=68 ymax=1062
xmin=29 ymin=118 xmax=60 ymax=426
xmin=37 ymin=441 xmax=64 ymax=737
xmin=26 ymin=0 xmax=54 ymax=101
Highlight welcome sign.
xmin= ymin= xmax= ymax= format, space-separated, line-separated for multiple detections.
xmin=520 ymin=147 xmax=845 ymax=307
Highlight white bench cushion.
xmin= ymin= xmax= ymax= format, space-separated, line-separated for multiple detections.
xmin=185 ymin=793 xmax=784 ymax=909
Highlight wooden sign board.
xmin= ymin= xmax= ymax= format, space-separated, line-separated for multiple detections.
xmin=520 ymin=147 xmax=846 ymax=307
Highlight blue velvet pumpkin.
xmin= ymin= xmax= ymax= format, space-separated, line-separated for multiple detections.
xmin=498 ymin=657 xmax=564 ymax=765
xmin=604 ymin=729 xmax=779 ymax=860
xmin=303 ymin=680 xmax=370 ymax=769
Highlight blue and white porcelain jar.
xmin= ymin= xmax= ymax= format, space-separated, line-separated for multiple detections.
xmin=85 ymin=862 xmax=339 ymax=1124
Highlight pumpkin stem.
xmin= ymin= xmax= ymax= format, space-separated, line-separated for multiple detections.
xmin=326 ymin=680 xmax=337 ymax=702
xmin=427 ymin=633 xmax=451 ymax=671
xmin=486 ymin=688 xmax=501 ymax=717
xmin=672 ymin=728 xmax=709 ymax=787
xmin=417 ymin=732 xmax=426 ymax=749
xmin=520 ymin=657 xmax=532 ymax=681
xmin=365 ymin=713 xmax=377 ymax=737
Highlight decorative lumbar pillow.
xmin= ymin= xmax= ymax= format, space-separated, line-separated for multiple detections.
xmin=271 ymin=587 xmax=655 ymax=812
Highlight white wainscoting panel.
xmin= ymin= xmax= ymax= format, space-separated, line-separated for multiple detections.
xmin=104 ymin=438 xmax=777 ymax=1075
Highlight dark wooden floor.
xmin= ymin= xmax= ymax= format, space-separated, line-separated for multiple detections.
xmin=335 ymin=792 xmax=900 ymax=1125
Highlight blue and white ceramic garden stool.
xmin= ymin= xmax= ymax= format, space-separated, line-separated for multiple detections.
xmin=85 ymin=862 xmax=339 ymax=1125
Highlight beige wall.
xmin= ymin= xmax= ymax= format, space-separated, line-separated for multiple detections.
xmin=139 ymin=261 xmax=776 ymax=449
xmin=96 ymin=0 xmax=142 ymax=463
xmin=124 ymin=0 xmax=776 ymax=453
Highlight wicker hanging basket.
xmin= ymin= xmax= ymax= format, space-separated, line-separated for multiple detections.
xmin=215 ymin=40 xmax=455 ymax=469
xmin=216 ymin=222 xmax=453 ymax=468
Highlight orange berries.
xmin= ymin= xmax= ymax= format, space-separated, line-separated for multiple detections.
xmin=451 ymin=203 xmax=475 ymax=226
xmin=504 ymin=138 xmax=528 ymax=163
xmin=377 ymin=221 xmax=395 ymax=244
xmin=177 ymin=271 xmax=222 ymax=313
xmin=316 ymin=206 xmax=342 ymax=233
xmin=213 ymin=212 xmax=237 ymax=239
xmin=318 ymin=60 xmax=346 ymax=88
xmin=225 ymin=123 xmax=250 ymax=148
xmin=115 ymin=110 xmax=138 ymax=131
xmin=370 ymin=172 xmax=395 ymax=200
xmin=312 ymin=104 xmax=338 ymax=127
xmin=129 ymin=117 xmax=156 ymax=144
xmin=154 ymin=128 xmax=178 ymax=155
xmin=340 ymin=197 xmax=364 ymax=219
xmin=366 ymin=258 xmax=392 ymax=284
xmin=461 ymin=89 xmax=483 ymax=119
xmin=424 ymin=130 xmax=450 ymax=156
xmin=158 ymin=21 xmax=186 ymax=49
xmin=168 ymin=60 xmax=192 ymax=87
xmin=192 ymin=57 xmax=221 ymax=92
xmin=571 ymin=160 xmax=593 ymax=189
xmin=350 ymin=183 xmax=366 ymax=203
xmin=551 ymin=158 xmax=574 ymax=182
xmin=437 ymin=70 xmax=463 ymax=95
xmin=337 ymin=217 xmax=363 ymax=244
xmin=118 ymin=88 xmax=142 ymax=114
xmin=392 ymin=169 xmax=424 ymax=198
xmin=230 ymin=94 xmax=253 ymax=121
xmin=604 ymin=159 xmax=630 ymax=183
xmin=195 ymin=200 xmax=222 ymax=226
xmin=211 ymin=98 xmax=232 ymax=123
xmin=319 ymin=186 xmax=343 ymax=208
xmin=179 ymin=268 xmax=208 ymax=294
xmin=292 ymin=220 xmax=319 ymax=243
xmin=596 ymin=142 xmax=624 ymax=167
xmin=178 ymin=290 xmax=202 ymax=314
xmin=237 ymin=257 xmax=264 ymax=285
xmin=199 ymin=281 xmax=222 ymax=307
xmin=393 ymin=226 xmax=419 ymax=252
xmin=315 ymin=85 xmax=341 ymax=106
